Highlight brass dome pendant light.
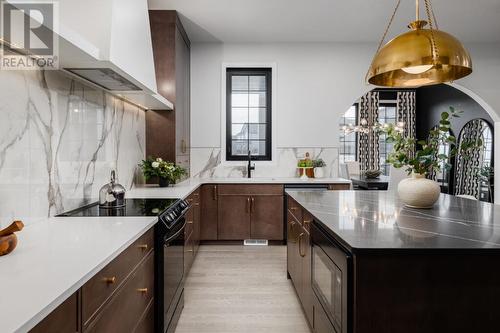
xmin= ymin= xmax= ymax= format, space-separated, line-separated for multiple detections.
xmin=366 ymin=0 xmax=472 ymax=87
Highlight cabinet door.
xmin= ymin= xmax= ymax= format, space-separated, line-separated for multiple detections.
xmin=300 ymin=228 xmax=313 ymax=324
xmin=30 ymin=293 xmax=79 ymax=333
xmin=287 ymin=211 xmax=300 ymax=286
xmin=218 ymin=196 xmax=251 ymax=240
xmin=200 ymin=185 xmax=218 ymax=240
xmin=250 ymin=195 xmax=283 ymax=240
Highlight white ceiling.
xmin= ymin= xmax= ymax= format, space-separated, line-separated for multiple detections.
xmin=148 ymin=0 xmax=500 ymax=43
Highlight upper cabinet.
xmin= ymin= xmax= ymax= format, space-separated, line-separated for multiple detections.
xmin=2 ymin=0 xmax=172 ymax=110
xmin=147 ymin=11 xmax=191 ymax=175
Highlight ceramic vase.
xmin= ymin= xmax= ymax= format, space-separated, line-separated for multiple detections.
xmin=158 ymin=177 xmax=170 ymax=187
xmin=314 ymin=167 xmax=325 ymax=178
xmin=397 ymin=173 xmax=440 ymax=208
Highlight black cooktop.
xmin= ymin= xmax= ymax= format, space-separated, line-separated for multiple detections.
xmin=58 ymin=198 xmax=180 ymax=217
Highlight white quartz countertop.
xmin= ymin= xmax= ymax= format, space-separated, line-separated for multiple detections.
xmin=0 ymin=176 xmax=349 ymax=332
xmin=0 ymin=216 xmax=157 ymax=333
xmin=128 ymin=177 xmax=351 ymax=199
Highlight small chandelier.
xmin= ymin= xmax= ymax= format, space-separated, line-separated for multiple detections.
xmin=366 ymin=0 xmax=472 ymax=87
xmin=342 ymin=119 xmax=405 ymax=135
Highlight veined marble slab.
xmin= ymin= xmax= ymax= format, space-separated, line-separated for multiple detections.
xmin=0 ymin=69 xmax=145 ymax=228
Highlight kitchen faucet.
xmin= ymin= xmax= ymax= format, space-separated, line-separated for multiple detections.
xmin=247 ymin=150 xmax=255 ymax=178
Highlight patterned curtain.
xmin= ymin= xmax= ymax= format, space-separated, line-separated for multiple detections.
xmin=357 ymin=91 xmax=379 ymax=172
xmin=454 ymin=119 xmax=489 ymax=199
xmin=397 ymin=91 xmax=416 ymax=157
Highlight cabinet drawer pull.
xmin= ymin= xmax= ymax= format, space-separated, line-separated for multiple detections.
xmin=137 ymin=244 xmax=148 ymax=250
xmin=187 ymin=220 xmax=194 ymax=224
xmin=251 ymin=197 xmax=255 ymax=213
xmin=303 ymin=219 xmax=312 ymax=225
xmin=137 ymin=288 xmax=148 ymax=294
xmin=246 ymin=197 xmax=251 ymax=213
xmin=103 ymin=276 xmax=116 ymax=284
xmin=298 ymin=233 xmax=306 ymax=257
xmin=289 ymin=221 xmax=297 ymax=243
xmin=213 ymin=185 xmax=217 ymax=200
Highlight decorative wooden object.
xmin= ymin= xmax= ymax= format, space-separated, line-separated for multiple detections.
xmin=0 ymin=220 xmax=24 ymax=256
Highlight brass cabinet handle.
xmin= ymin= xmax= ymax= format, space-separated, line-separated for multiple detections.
xmin=246 ymin=197 xmax=251 ymax=213
xmin=187 ymin=220 xmax=193 ymax=224
xmin=213 ymin=185 xmax=217 ymax=200
xmin=137 ymin=244 xmax=148 ymax=251
xmin=303 ymin=219 xmax=312 ymax=225
xmin=298 ymin=233 xmax=306 ymax=257
xmin=103 ymin=276 xmax=116 ymax=284
xmin=137 ymin=288 xmax=148 ymax=294
xmin=181 ymin=139 xmax=187 ymax=153
xmin=251 ymin=197 xmax=255 ymax=213
xmin=288 ymin=221 xmax=297 ymax=243
xmin=187 ymin=198 xmax=193 ymax=203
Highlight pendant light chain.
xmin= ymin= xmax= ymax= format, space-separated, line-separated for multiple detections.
xmin=374 ymin=0 xmax=401 ymax=57
xmin=424 ymin=0 xmax=439 ymax=64
xmin=366 ymin=0 xmax=401 ymax=81
xmin=429 ymin=0 xmax=439 ymax=29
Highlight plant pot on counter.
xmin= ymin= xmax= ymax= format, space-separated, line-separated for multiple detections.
xmin=298 ymin=167 xmax=315 ymax=178
xmin=397 ymin=173 xmax=440 ymax=209
xmin=158 ymin=177 xmax=170 ymax=187
xmin=314 ymin=167 xmax=325 ymax=178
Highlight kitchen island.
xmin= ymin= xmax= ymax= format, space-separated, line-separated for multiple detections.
xmin=285 ymin=190 xmax=500 ymax=333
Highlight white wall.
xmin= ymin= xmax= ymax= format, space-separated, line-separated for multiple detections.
xmin=191 ymin=42 xmax=500 ymax=147
xmin=191 ymin=42 xmax=375 ymax=149
xmin=191 ymin=41 xmax=500 ymax=199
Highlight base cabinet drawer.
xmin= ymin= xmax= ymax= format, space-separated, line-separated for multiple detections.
xmin=30 ymin=293 xmax=79 ymax=333
xmin=82 ymin=229 xmax=154 ymax=326
xmin=85 ymin=253 xmax=154 ymax=333
xmin=133 ymin=299 xmax=154 ymax=333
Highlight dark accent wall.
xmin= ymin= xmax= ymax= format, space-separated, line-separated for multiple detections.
xmin=415 ymin=84 xmax=493 ymax=139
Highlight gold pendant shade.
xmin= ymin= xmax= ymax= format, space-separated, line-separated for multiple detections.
xmin=366 ymin=0 xmax=472 ymax=87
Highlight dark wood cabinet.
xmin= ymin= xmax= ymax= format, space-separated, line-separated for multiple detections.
xmin=200 ymin=185 xmax=218 ymax=240
xmin=217 ymin=185 xmax=284 ymax=241
xmin=30 ymin=228 xmax=155 ymax=333
xmin=30 ymin=292 xmax=79 ymax=333
xmin=86 ymin=253 xmax=154 ymax=333
xmin=218 ymin=195 xmax=251 ymax=240
xmin=251 ymin=195 xmax=283 ymax=240
xmin=147 ymin=10 xmax=190 ymax=176
xmin=185 ymin=189 xmax=200 ymax=275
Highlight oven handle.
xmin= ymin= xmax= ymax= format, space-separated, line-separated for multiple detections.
xmin=164 ymin=218 xmax=187 ymax=244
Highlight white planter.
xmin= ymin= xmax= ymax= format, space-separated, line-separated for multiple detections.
xmin=314 ymin=167 xmax=325 ymax=178
xmin=397 ymin=173 xmax=440 ymax=208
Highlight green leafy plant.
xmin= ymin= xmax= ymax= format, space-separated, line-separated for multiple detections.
xmin=139 ymin=157 xmax=186 ymax=183
xmin=298 ymin=159 xmax=314 ymax=168
xmin=378 ymin=107 xmax=481 ymax=176
xmin=313 ymin=159 xmax=326 ymax=168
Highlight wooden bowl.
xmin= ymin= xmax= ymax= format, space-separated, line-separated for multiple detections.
xmin=0 ymin=233 xmax=18 ymax=256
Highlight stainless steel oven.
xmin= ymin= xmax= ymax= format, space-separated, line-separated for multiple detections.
xmin=312 ymin=223 xmax=350 ymax=333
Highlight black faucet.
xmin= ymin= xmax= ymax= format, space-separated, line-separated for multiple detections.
xmin=247 ymin=150 xmax=255 ymax=178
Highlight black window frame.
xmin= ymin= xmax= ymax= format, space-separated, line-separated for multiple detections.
xmin=226 ymin=68 xmax=272 ymax=161
xmin=339 ymin=103 xmax=358 ymax=164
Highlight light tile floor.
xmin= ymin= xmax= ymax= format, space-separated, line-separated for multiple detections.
xmin=175 ymin=245 xmax=311 ymax=333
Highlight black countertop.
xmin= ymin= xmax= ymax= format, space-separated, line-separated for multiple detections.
xmin=285 ymin=190 xmax=500 ymax=251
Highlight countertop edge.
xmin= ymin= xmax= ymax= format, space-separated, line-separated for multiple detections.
xmin=15 ymin=218 xmax=157 ymax=333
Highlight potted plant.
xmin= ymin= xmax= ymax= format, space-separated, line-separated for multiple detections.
xmin=379 ymin=107 xmax=479 ymax=208
xmin=139 ymin=157 xmax=186 ymax=187
xmin=313 ymin=159 xmax=326 ymax=178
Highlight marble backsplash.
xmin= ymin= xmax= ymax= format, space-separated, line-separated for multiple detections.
xmin=191 ymin=147 xmax=339 ymax=179
xmin=0 ymin=69 xmax=145 ymax=227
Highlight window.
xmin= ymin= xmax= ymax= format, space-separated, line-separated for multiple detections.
xmin=339 ymin=105 xmax=357 ymax=164
xmin=226 ymin=68 xmax=272 ymax=161
xmin=378 ymin=102 xmax=397 ymax=175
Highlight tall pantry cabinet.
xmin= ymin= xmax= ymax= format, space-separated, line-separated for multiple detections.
xmin=147 ymin=11 xmax=190 ymax=176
